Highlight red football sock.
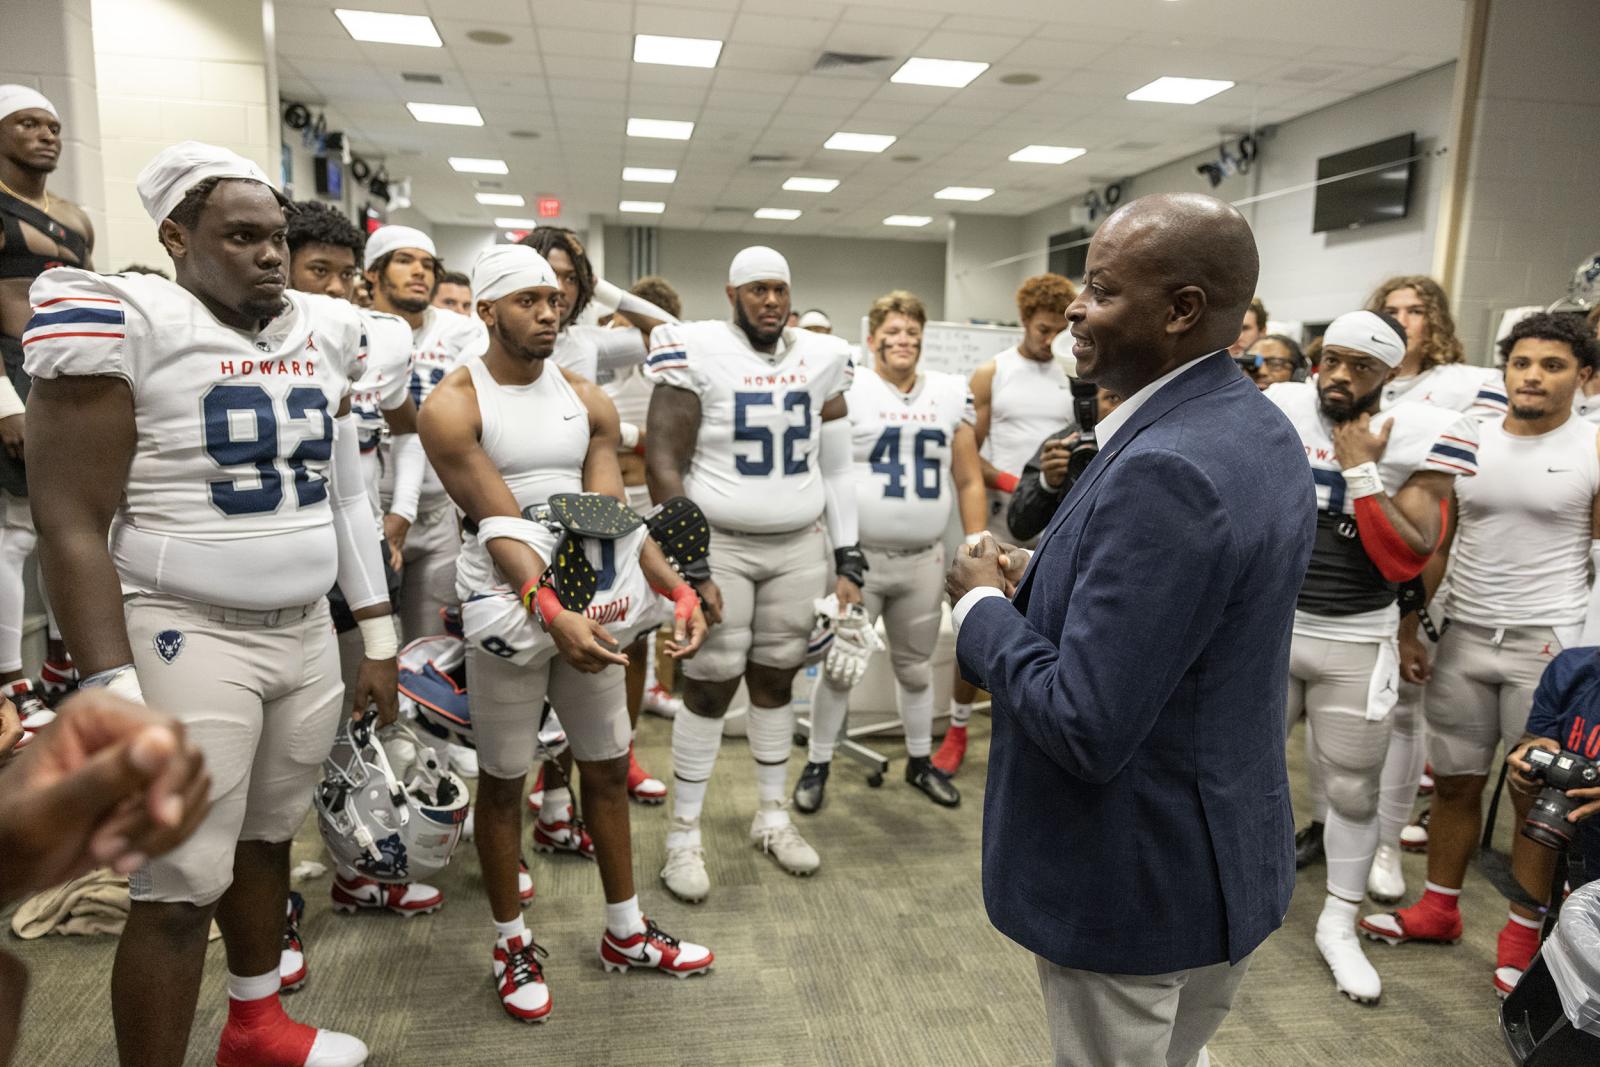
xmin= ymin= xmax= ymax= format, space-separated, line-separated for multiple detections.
xmin=1497 ymin=913 xmax=1542 ymax=971
xmin=216 ymin=993 xmax=317 ymax=1067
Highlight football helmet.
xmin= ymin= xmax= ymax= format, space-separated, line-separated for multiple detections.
xmin=315 ymin=716 xmax=469 ymax=883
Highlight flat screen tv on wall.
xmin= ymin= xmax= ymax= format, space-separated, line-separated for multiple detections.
xmin=1312 ymin=132 xmax=1415 ymax=234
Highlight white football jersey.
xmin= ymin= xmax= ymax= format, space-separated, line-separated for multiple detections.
xmin=1574 ymin=390 xmax=1600 ymax=426
xmin=387 ymin=305 xmax=487 ymax=512
xmin=644 ymin=321 xmax=854 ymax=533
xmin=349 ymin=309 xmax=412 ymax=437
xmin=1268 ymin=380 xmax=1479 ymax=640
xmin=847 ymin=366 xmax=974 ymax=549
xmin=1381 ymin=362 xmax=1507 ymax=420
xmin=25 ymin=268 xmax=366 ymax=609
xmin=602 ymin=362 xmax=654 ymax=428
xmin=554 ymin=323 xmax=647 ymax=383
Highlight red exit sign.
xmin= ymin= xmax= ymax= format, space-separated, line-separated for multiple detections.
xmin=537 ymin=196 xmax=561 ymax=218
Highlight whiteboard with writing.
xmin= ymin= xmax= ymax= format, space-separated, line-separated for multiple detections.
xmin=857 ymin=318 xmax=1024 ymax=379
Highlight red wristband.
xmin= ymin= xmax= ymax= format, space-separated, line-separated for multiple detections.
xmin=1352 ymin=495 xmax=1433 ymax=582
xmin=632 ymin=441 xmax=647 ymax=456
xmin=995 ymin=472 xmax=1020 ymax=494
xmin=534 ymin=586 xmax=566 ymax=628
xmin=668 ymin=583 xmax=699 ymax=623
xmin=518 ymin=577 xmax=541 ymax=611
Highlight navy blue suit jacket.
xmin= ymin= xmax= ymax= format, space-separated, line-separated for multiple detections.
xmin=957 ymin=351 xmax=1315 ymax=975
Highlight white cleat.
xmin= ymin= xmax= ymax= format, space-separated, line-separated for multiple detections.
xmin=660 ymin=818 xmax=710 ymax=903
xmin=1367 ymin=843 xmax=1406 ymax=904
xmin=1317 ymin=902 xmax=1383 ymax=1005
xmin=446 ymin=742 xmax=479 ymax=779
xmin=641 ymin=683 xmax=683 ymax=719
xmin=750 ymin=803 xmax=820 ymax=877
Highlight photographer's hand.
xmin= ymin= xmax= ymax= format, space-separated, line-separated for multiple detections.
xmin=1565 ymin=786 xmax=1600 ymax=824
xmin=1507 ymin=737 xmax=1560 ymax=793
xmin=1039 ymin=436 xmax=1078 ymax=492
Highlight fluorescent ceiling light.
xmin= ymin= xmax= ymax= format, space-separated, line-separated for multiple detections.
xmin=890 ymin=57 xmax=989 ymax=89
xmin=627 ymin=117 xmax=694 ymax=140
xmin=632 ymin=33 xmax=723 ymax=69
xmin=884 ymin=214 xmax=932 ymax=227
xmin=754 ymin=208 xmax=801 ymax=221
xmin=935 ymin=186 xmax=994 ymax=201
xmin=1125 ymin=76 xmax=1234 ymax=104
xmin=1008 ymin=144 xmax=1085 ymax=164
xmin=475 ymin=192 xmax=525 ymax=206
xmin=619 ymin=200 xmax=666 ymax=214
xmin=449 ymin=157 xmax=508 ymax=174
xmin=335 ymin=9 xmax=442 ymax=47
xmin=494 ymin=217 xmax=537 ymax=228
xmin=623 ymin=166 xmax=677 ymax=183
xmin=783 ymin=176 xmax=839 ymax=193
xmin=407 ymin=102 xmax=483 ymax=126
xmin=824 ymin=131 xmax=896 ymax=153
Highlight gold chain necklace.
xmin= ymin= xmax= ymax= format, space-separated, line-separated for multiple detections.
xmin=0 ymin=175 xmax=51 ymax=214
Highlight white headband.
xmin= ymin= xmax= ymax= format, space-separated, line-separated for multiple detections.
xmin=135 ymin=140 xmax=272 ymax=224
xmin=471 ymin=244 xmax=558 ymax=305
xmin=364 ymin=225 xmax=436 ymax=270
xmin=729 ymin=245 xmax=790 ymax=287
xmin=0 ymin=85 xmax=57 ymax=123
xmin=1323 ymin=310 xmax=1407 ymax=368
xmin=798 ymin=310 xmax=830 ymax=329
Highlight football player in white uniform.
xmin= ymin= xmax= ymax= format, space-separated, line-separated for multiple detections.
xmin=1368 ymin=276 xmax=1508 ymax=416
xmin=363 ymin=225 xmax=486 ymax=642
xmin=793 ymin=290 xmax=986 ymax=813
xmin=419 ymin=245 xmax=711 ymax=1023
xmin=941 ymin=273 xmax=1076 ymax=775
xmin=645 ymin=246 xmax=860 ymax=902
xmin=26 ymin=142 xmax=397 ymax=1067
xmin=1361 ymin=312 xmax=1600 ymax=996
xmin=1270 ymin=310 xmax=1476 ymax=1006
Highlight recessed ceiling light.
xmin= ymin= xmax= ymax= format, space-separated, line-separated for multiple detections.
xmin=335 ymin=9 xmax=442 ymax=47
xmin=407 ymin=102 xmax=483 ymax=126
xmin=824 ymin=131 xmax=896 ymax=153
xmin=884 ymin=214 xmax=932 ymax=227
xmin=935 ymin=186 xmax=995 ymax=201
xmin=1009 ymin=144 xmax=1086 ymax=164
xmin=466 ymin=29 xmax=513 ymax=45
xmin=890 ymin=57 xmax=989 ymax=89
xmin=494 ymin=216 xmax=537 ymax=228
xmin=632 ymin=33 xmax=723 ymax=69
xmin=999 ymin=72 xmax=1042 ymax=86
xmin=782 ymin=176 xmax=839 ymax=193
xmin=619 ymin=200 xmax=666 ymax=214
xmin=754 ymin=207 xmax=801 ymax=221
xmin=1125 ymin=76 xmax=1234 ymax=104
xmin=627 ymin=117 xmax=695 ymax=141
xmin=475 ymin=192 xmax=525 ymax=206
xmin=623 ymin=166 xmax=677 ymax=183
xmin=449 ymin=157 xmax=508 ymax=174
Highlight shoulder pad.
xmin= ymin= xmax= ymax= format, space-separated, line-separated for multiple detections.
xmin=547 ymin=492 xmax=643 ymax=538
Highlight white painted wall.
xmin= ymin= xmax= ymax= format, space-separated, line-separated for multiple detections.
xmin=944 ymin=214 xmax=1025 ymax=324
xmin=602 ymin=226 xmax=946 ymax=329
xmin=1000 ymin=64 xmax=1459 ymax=335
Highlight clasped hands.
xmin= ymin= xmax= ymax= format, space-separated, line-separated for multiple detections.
xmin=945 ymin=533 xmax=1028 ymax=606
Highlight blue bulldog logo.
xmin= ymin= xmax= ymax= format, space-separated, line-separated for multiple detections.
xmin=357 ymin=833 xmax=410 ymax=880
xmin=153 ymin=629 xmax=185 ymax=664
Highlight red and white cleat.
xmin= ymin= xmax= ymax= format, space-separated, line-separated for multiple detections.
xmin=37 ymin=659 xmax=78 ymax=706
xmin=518 ymin=858 xmax=535 ymax=906
xmin=525 ymin=766 xmax=545 ymax=815
xmin=1359 ymin=900 xmax=1463 ymax=946
xmin=330 ymin=874 xmax=443 ymax=916
xmin=533 ymin=807 xmax=595 ymax=859
xmin=627 ymin=747 xmax=666 ymax=804
xmin=6 ymin=679 xmax=56 ymax=751
xmin=215 ymin=993 xmax=367 ymax=1066
xmin=492 ymin=932 xmax=552 ymax=1023
xmin=1418 ymin=763 xmax=1435 ymax=797
xmin=642 ymin=683 xmax=683 ymax=719
xmin=599 ymin=918 xmax=713 ymax=978
xmin=1399 ymin=807 xmax=1430 ymax=853
xmin=931 ymin=724 xmax=967 ymax=776
xmin=280 ymin=891 xmax=308 ymax=994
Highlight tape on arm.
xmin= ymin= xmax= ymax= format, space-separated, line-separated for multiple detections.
xmin=819 ymin=417 xmax=859 ymax=549
xmin=387 ymin=432 xmax=425 ymax=523
xmin=1345 ymin=462 xmax=1433 ymax=582
xmin=0 ymin=377 xmax=24 ymax=420
xmin=330 ymin=414 xmax=390 ymax=612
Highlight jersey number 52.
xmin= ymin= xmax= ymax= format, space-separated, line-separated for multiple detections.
xmin=733 ymin=391 xmax=810 ymax=477
xmin=203 ymin=383 xmax=334 ymax=516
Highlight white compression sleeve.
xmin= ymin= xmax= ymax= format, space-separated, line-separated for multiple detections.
xmin=330 ymin=414 xmax=390 ymax=612
xmin=594 ymin=278 xmax=680 ymax=325
xmin=386 ymin=431 xmax=425 ymax=524
xmin=820 ymin=417 xmax=859 ymax=548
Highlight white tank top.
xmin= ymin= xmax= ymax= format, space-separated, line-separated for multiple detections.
xmin=454 ymin=357 xmax=589 ymax=595
xmin=979 ymin=346 xmax=1074 ymax=477
xmin=1447 ymin=415 xmax=1600 ymax=628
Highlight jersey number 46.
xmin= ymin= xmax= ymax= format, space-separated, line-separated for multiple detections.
xmin=203 ymin=383 xmax=333 ymax=516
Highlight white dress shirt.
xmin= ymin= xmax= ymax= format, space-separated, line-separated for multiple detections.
xmin=951 ymin=353 xmax=1219 ymax=637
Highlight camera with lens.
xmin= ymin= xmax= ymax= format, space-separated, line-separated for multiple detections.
xmin=1064 ymin=378 xmax=1100 ymax=484
xmin=1521 ymin=747 xmax=1600 ymax=849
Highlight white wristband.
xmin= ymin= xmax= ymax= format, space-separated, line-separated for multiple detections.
xmin=619 ymin=422 xmax=640 ymax=450
xmin=963 ymin=532 xmax=988 ymax=546
xmin=1341 ymin=461 xmax=1383 ymax=500
xmin=80 ymin=664 xmax=145 ymax=705
xmin=357 ymin=615 xmax=399 ymax=660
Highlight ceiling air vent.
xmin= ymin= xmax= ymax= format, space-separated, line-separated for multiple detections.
xmin=712 ymin=205 xmax=755 ymax=214
xmin=401 ymin=72 xmax=443 ymax=84
xmin=812 ymin=51 xmax=892 ymax=73
xmin=747 ymin=153 xmax=798 ymax=167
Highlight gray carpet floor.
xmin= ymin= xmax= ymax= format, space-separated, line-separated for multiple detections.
xmin=7 ymin=711 xmax=1524 ymax=1066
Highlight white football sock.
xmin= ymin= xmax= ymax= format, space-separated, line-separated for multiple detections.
xmin=226 ymin=969 xmax=279 ymax=1003
xmin=899 ymin=683 xmax=934 ymax=758
xmin=643 ymin=631 xmax=660 ymax=690
xmin=1376 ymin=694 xmax=1426 ymax=845
xmin=806 ymin=677 xmax=850 ymax=764
xmin=670 ymin=709 xmax=725 ymax=824
xmin=950 ymin=701 xmax=973 ymax=728
xmin=494 ymin=916 xmax=529 ymax=944
xmin=605 ymin=895 xmax=646 ymax=938
xmin=746 ymin=701 xmax=793 ymax=806
xmin=537 ymin=786 xmax=571 ymax=824
xmin=1323 ymin=808 xmax=1380 ymax=903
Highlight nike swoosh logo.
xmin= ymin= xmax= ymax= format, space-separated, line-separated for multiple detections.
xmin=615 ymin=945 xmax=653 ymax=963
xmin=1549 ymin=468 xmax=1573 ymax=473
xmin=563 ymin=412 xmax=581 ymax=420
